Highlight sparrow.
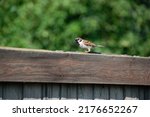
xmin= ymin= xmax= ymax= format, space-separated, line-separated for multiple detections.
xmin=75 ymin=37 xmax=104 ymax=52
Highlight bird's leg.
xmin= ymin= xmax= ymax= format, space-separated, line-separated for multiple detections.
xmin=84 ymin=49 xmax=89 ymax=53
xmin=87 ymin=48 xmax=91 ymax=53
xmin=86 ymin=48 xmax=91 ymax=53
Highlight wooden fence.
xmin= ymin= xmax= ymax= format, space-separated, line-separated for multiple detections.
xmin=0 ymin=47 xmax=150 ymax=100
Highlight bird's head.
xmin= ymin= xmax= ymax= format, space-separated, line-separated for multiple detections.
xmin=75 ymin=37 xmax=82 ymax=44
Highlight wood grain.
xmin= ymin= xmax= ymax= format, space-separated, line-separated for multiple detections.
xmin=0 ymin=47 xmax=150 ymax=85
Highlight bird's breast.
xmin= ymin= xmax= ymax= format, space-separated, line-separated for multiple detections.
xmin=79 ymin=42 xmax=89 ymax=48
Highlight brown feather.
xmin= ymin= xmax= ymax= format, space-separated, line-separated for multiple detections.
xmin=83 ymin=39 xmax=96 ymax=47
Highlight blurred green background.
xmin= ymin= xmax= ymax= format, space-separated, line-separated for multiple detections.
xmin=0 ymin=0 xmax=150 ymax=56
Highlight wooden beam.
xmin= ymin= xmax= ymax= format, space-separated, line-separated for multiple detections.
xmin=0 ymin=47 xmax=150 ymax=85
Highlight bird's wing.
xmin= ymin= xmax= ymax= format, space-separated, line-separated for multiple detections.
xmin=83 ymin=40 xmax=96 ymax=47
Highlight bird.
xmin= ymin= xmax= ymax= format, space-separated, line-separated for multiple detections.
xmin=75 ymin=37 xmax=104 ymax=52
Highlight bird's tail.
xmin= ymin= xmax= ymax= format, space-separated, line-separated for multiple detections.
xmin=96 ymin=45 xmax=104 ymax=48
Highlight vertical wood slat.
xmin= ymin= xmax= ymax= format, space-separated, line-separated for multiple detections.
xmin=47 ymin=84 xmax=60 ymax=100
xmin=67 ymin=84 xmax=77 ymax=100
xmin=0 ymin=83 xmax=149 ymax=100
xmin=144 ymin=86 xmax=150 ymax=100
xmin=42 ymin=84 xmax=47 ymax=100
xmin=124 ymin=86 xmax=139 ymax=100
xmin=23 ymin=83 xmax=42 ymax=100
xmin=46 ymin=84 xmax=77 ymax=100
xmin=78 ymin=84 xmax=94 ymax=100
xmin=109 ymin=86 xmax=124 ymax=100
xmin=138 ymin=86 xmax=145 ymax=100
xmin=2 ymin=83 xmax=22 ymax=100
xmin=94 ymin=85 xmax=109 ymax=100
xmin=60 ymin=84 xmax=68 ymax=100
xmin=60 ymin=84 xmax=77 ymax=100
xmin=0 ymin=83 xmax=2 ymax=99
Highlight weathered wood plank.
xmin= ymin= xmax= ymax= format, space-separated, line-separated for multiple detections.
xmin=109 ymin=85 xmax=124 ymax=100
xmin=46 ymin=83 xmax=60 ymax=100
xmin=0 ymin=83 xmax=2 ymax=99
xmin=0 ymin=47 xmax=149 ymax=86
xmin=2 ymin=83 xmax=22 ymax=99
xmin=78 ymin=84 xmax=94 ymax=99
xmin=23 ymin=83 xmax=42 ymax=100
xmin=94 ymin=85 xmax=109 ymax=100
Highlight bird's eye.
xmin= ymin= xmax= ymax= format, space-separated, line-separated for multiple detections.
xmin=79 ymin=39 xmax=82 ymax=42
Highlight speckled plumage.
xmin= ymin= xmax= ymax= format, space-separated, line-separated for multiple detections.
xmin=75 ymin=37 xmax=103 ymax=52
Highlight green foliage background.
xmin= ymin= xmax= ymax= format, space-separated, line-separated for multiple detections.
xmin=0 ymin=0 xmax=150 ymax=56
